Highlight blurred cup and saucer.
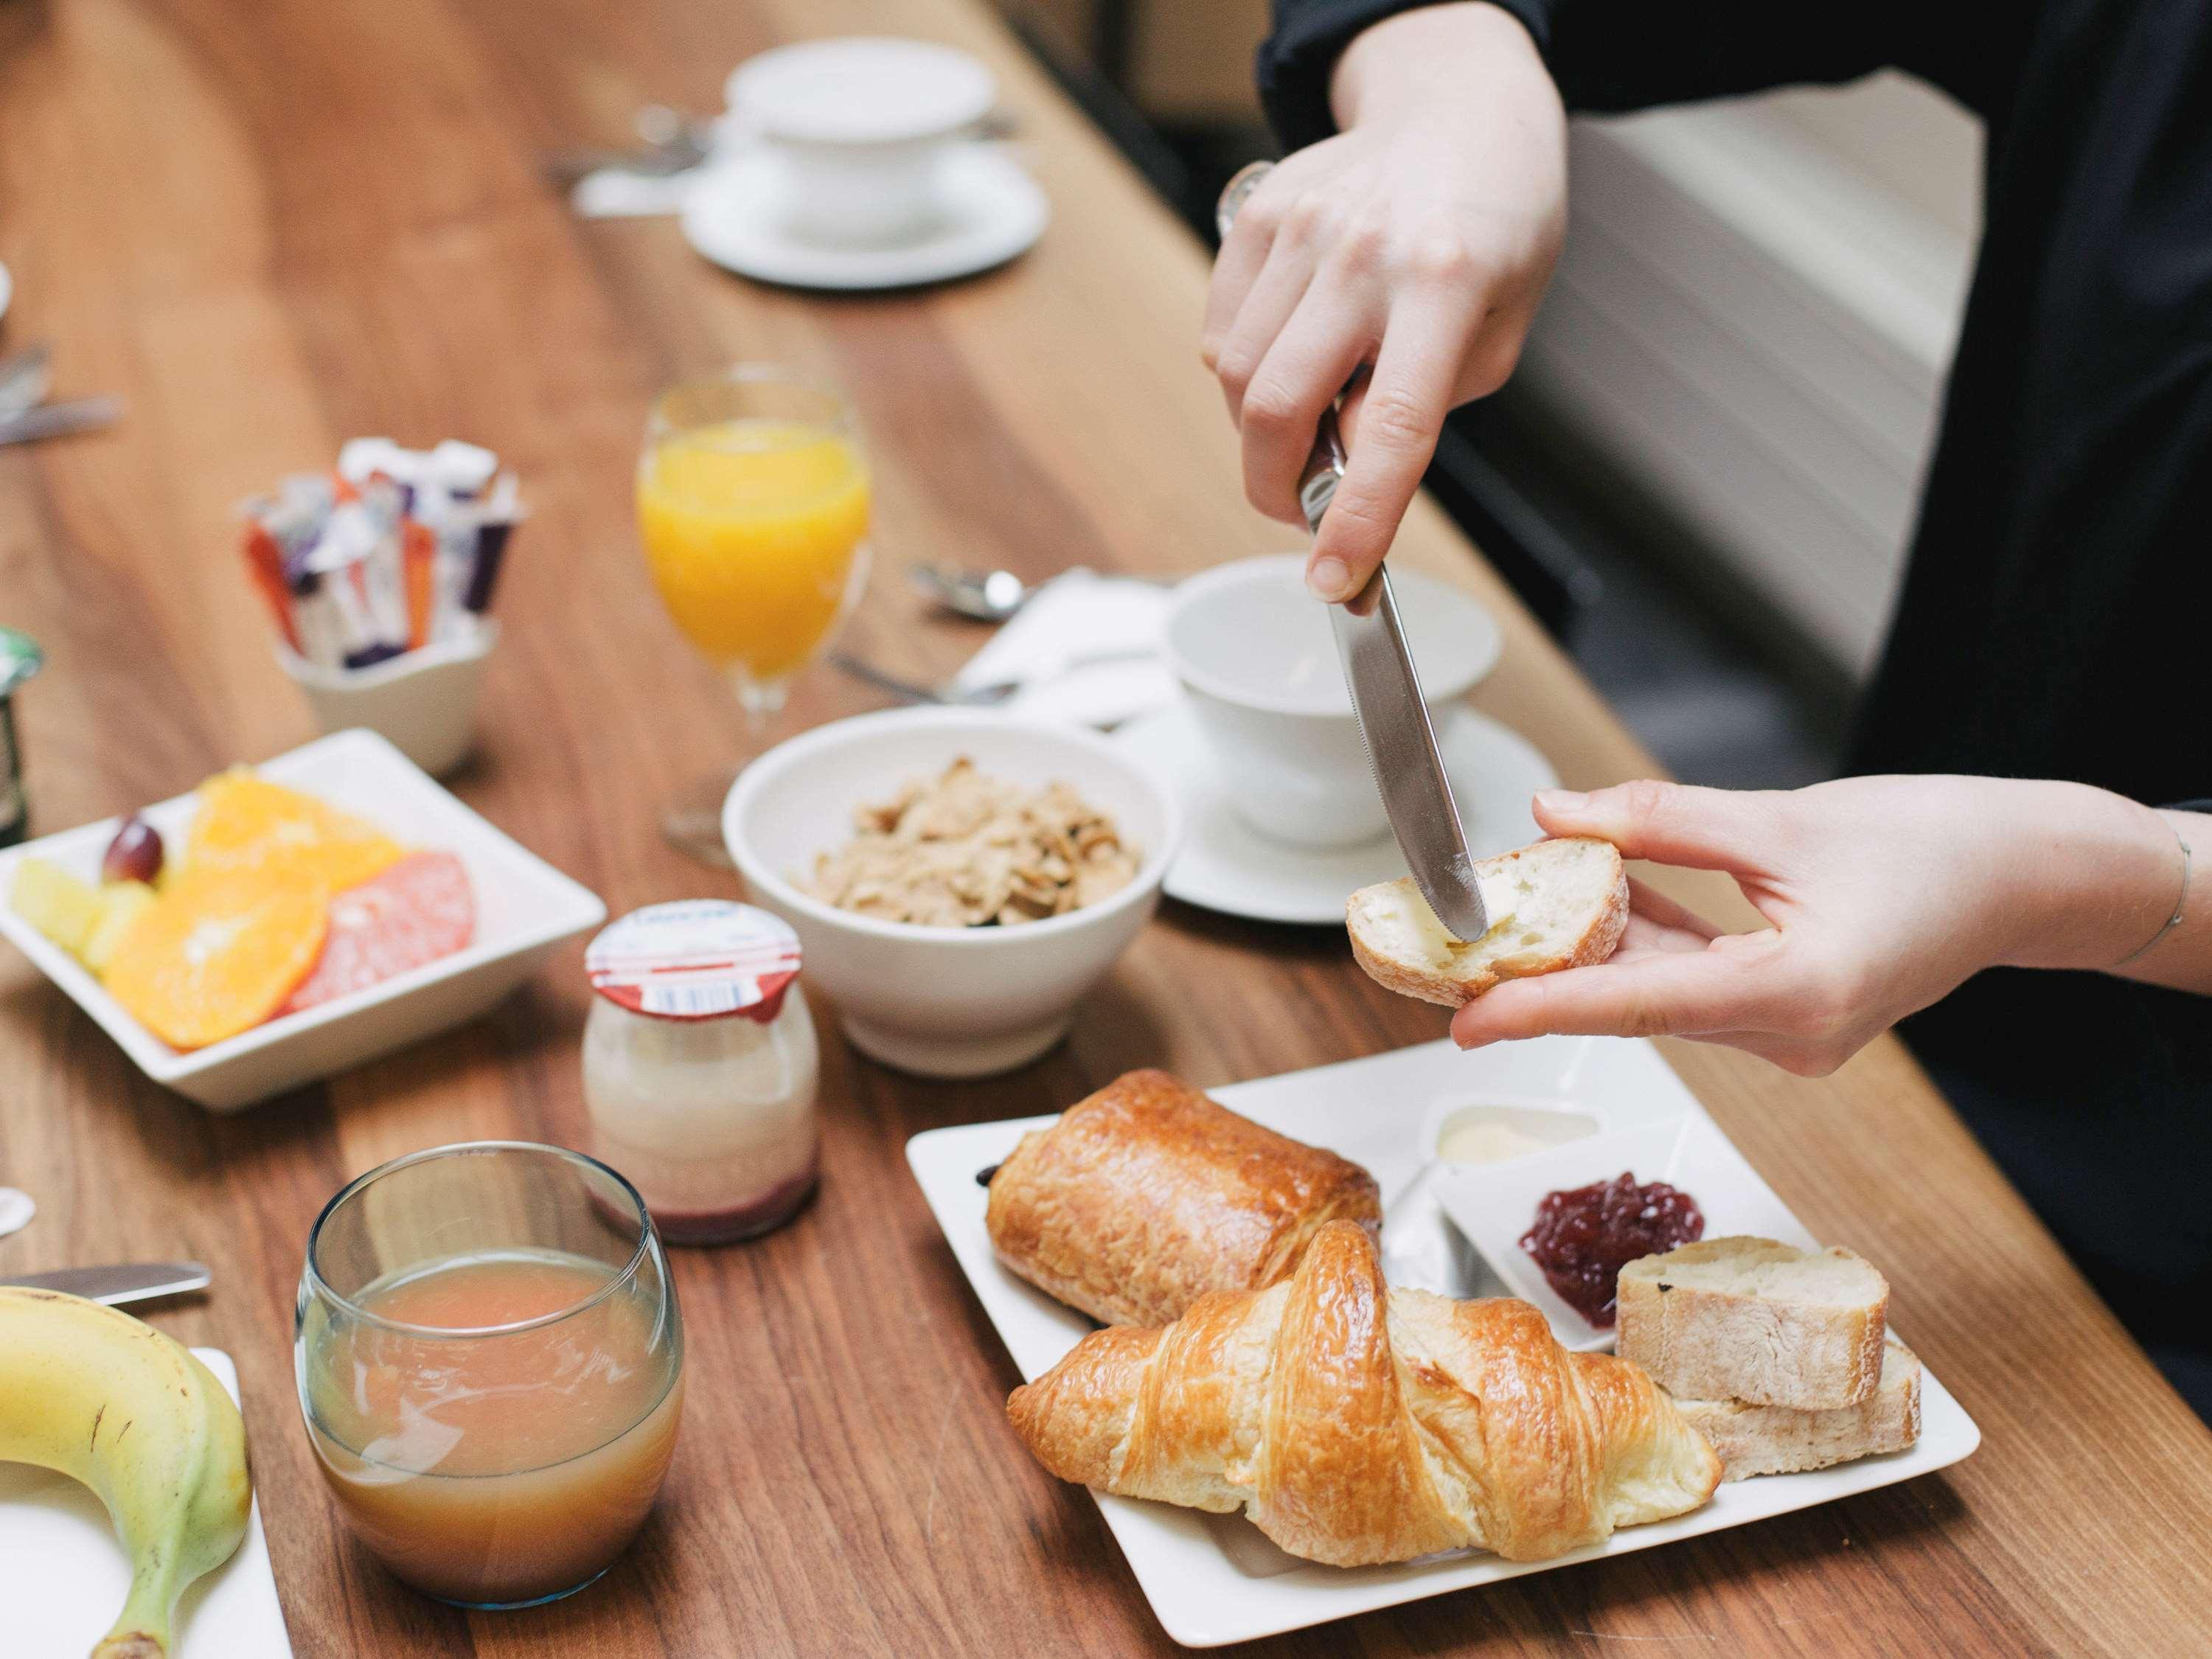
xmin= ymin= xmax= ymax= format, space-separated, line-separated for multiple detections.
xmin=683 ymin=38 xmax=1048 ymax=291
xmin=1113 ymin=554 xmax=1557 ymax=925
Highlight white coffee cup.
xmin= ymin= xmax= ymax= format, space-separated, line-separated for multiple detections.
xmin=725 ymin=38 xmax=996 ymax=248
xmin=1163 ymin=555 xmax=1503 ymax=849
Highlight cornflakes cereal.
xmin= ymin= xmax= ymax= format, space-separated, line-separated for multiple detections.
xmin=805 ymin=758 xmax=1139 ymax=928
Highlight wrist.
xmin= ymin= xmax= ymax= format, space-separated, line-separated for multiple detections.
xmin=1330 ymin=3 xmax=1547 ymax=130
xmin=1986 ymin=783 xmax=2182 ymax=972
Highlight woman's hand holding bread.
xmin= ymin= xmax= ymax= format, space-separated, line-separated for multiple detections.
xmin=1430 ymin=777 xmax=2204 ymax=1077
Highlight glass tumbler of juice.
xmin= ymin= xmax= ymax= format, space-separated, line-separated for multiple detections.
xmin=636 ymin=364 xmax=872 ymax=863
xmin=295 ymin=1141 xmax=686 ymax=1608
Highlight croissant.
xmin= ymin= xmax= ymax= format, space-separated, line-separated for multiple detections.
xmin=985 ymin=1069 xmax=1380 ymax=1327
xmin=1006 ymin=1220 xmax=1721 ymax=1565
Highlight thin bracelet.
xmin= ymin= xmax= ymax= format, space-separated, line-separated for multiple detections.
xmin=2112 ymin=827 xmax=2193 ymax=968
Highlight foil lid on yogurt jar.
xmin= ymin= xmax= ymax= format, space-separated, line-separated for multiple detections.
xmin=586 ymin=900 xmax=801 ymax=1022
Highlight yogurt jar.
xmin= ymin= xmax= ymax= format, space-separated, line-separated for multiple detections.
xmin=582 ymin=900 xmax=820 ymax=1243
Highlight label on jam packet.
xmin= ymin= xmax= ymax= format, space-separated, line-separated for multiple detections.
xmin=585 ymin=900 xmax=801 ymax=1023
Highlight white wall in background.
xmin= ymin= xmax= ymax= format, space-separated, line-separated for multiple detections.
xmin=1517 ymin=73 xmax=1981 ymax=677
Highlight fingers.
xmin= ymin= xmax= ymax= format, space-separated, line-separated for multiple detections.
xmin=1533 ymin=780 xmax=1781 ymax=875
xmin=1448 ymin=944 xmax=1787 ymax=1048
xmin=1306 ymin=290 xmax=1480 ymax=602
xmin=1211 ymin=226 xmax=1324 ymax=435
xmin=1240 ymin=285 xmax=1376 ymax=525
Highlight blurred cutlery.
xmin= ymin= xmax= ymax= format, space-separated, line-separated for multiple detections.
xmin=0 ymin=1262 xmax=211 ymax=1307
xmin=909 ymin=561 xmax=1034 ymax=622
xmin=0 ymin=341 xmax=53 ymax=421
xmin=0 ymin=394 xmax=124 ymax=447
xmin=543 ymin=103 xmax=717 ymax=186
xmin=832 ymin=646 xmax=1153 ymax=707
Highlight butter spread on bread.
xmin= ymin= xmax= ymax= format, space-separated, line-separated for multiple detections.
xmin=1346 ymin=836 xmax=1629 ymax=1008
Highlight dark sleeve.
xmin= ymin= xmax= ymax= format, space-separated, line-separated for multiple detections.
xmin=1257 ymin=0 xmax=1932 ymax=154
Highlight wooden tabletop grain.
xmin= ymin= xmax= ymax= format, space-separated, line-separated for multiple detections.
xmin=2 ymin=0 xmax=2209 ymax=1653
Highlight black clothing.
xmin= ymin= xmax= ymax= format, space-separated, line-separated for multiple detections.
xmin=1259 ymin=1 xmax=2212 ymax=1416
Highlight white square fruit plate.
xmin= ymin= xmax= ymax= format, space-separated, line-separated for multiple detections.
xmin=907 ymin=1035 xmax=1980 ymax=1649
xmin=0 ymin=1350 xmax=293 ymax=1656
xmin=0 ymin=728 xmax=605 ymax=1110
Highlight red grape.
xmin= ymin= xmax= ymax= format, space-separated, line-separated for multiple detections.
xmin=101 ymin=814 xmax=164 ymax=886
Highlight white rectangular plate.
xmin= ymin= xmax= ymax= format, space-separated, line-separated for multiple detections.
xmin=0 ymin=1349 xmax=293 ymax=1657
xmin=0 ymin=728 xmax=605 ymax=1110
xmin=907 ymin=1036 xmax=1980 ymax=1648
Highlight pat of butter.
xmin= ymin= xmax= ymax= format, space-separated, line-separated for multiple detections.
xmin=1357 ymin=872 xmax=1517 ymax=967
xmin=1437 ymin=1118 xmax=1548 ymax=1165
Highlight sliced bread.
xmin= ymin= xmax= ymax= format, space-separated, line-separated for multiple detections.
xmin=1674 ymin=1337 xmax=1922 ymax=1481
xmin=1346 ymin=836 xmax=1629 ymax=1008
xmin=1616 ymin=1237 xmax=1889 ymax=1411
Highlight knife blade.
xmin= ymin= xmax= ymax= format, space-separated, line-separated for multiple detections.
xmin=0 ymin=1262 xmax=212 ymax=1307
xmin=1216 ymin=161 xmax=1490 ymax=942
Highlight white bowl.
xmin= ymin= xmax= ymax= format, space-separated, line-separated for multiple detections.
xmin=276 ymin=617 xmax=497 ymax=778
xmin=0 ymin=728 xmax=605 ymax=1111
xmin=723 ymin=708 xmax=1180 ymax=1079
xmin=1163 ymin=554 xmax=1502 ymax=849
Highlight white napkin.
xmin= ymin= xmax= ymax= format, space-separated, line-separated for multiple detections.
xmin=571 ymin=165 xmax=704 ymax=218
xmin=950 ymin=569 xmax=1175 ymax=728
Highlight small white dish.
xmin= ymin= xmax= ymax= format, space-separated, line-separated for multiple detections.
xmin=725 ymin=38 xmax=997 ymax=246
xmin=1113 ymin=702 xmax=1555 ymax=925
xmin=1433 ymin=1113 xmax=1817 ymax=1351
xmin=907 ymin=1035 xmax=1979 ymax=1647
xmin=683 ymin=145 xmax=1047 ymax=292
xmin=1164 ymin=555 xmax=1503 ymax=849
xmin=723 ymin=707 xmax=1180 ymax=1078
xmin=275 ymin=616 xmax=497 ymax=778
xmin=0 ymin=1186 xmax=32 ymax=1239
xmin=0 ymin=1349 xmax=293 ymax=1657
xmin=0 ymin=728 xmax=605 ymax=1111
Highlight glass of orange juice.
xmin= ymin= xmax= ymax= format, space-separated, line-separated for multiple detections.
xmin=638 ymin=366 xmax=872 ymax=861
xmin=295 ymin=1141 xmax=686 ymax=1609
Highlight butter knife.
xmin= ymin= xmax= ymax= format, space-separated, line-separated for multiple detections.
xmin=0 ymin=1262 xmax=212 ymax=1307
xmin=1216 ymin=164 xmax=1489 ymax=940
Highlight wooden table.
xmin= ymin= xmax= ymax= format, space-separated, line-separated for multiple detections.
xmin=3 ymin=0 xmax=2209 ymax=1652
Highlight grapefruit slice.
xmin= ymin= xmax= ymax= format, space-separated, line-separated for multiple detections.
xmin=282 ymin=851 xmax=476 ymax=1012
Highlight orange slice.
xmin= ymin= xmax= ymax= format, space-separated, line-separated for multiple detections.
xmin=102 ymin=866 xmax=329 ymax=1048
xmin=184 ymin=769 xmax=405 ymax=894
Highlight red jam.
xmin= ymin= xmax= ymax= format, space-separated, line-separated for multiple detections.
xmin=1520 ymin=1172 xmax=1704 ymax=1327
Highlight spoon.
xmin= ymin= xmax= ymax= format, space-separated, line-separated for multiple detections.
xmin=0 ymin=1187 xmax=34 ymax=1240
xmin=832 ymin=645 xmax=1155 ymax=707
xmin=909 ymin=561 xmax=1034 ymax=622
xmin=909 ymin=562 xmax=1170 ymax=623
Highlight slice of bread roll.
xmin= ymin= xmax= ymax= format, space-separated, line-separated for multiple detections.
xmin=1673 ymin=1338 xmax=1922 ymax=1481
xmin=1345 ymin=836 xmax=1629 ymax=1008
xmin=1617 ymin=1237 xmax=1889 ymax=1411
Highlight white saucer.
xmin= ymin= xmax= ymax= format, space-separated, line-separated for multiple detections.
xmin=1114 ymin=702 xmax=1559 ymax=925
xmin=681 ymin=145 xmax=1047 ymax=292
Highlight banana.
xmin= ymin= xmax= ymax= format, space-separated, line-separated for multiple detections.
xmin=0 ymin=1288 xmax=251 ymax=1658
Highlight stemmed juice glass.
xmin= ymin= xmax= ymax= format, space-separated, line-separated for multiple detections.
xmin=295 ymin=1141 xmax=686 ymax=1609
xmin=637 ymin=366 xmax=873 ymax=863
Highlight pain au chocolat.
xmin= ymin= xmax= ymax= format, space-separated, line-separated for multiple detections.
xmin=983 ymin=1069 xmax=1380 ymax=1327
